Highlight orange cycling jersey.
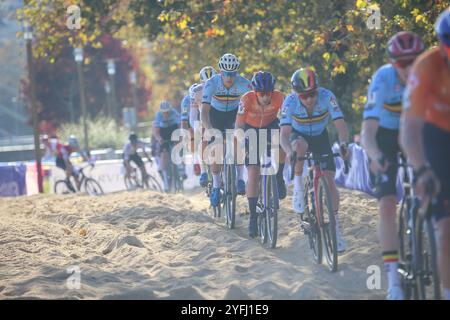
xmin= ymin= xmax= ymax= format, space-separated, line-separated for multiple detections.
xmin=236 ymin=91 xmax=285 ymax=128
xmin=404 ymin=47 xmax=450 ymax=132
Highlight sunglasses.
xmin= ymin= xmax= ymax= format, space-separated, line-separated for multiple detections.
xmin=256 ymin=91 xmax=272 ymax=97
xmin=299 ymin=90 xmax=318 ymax=100
xmin=393 ymin=57 xmax=415 ymax=68
xmin=222 ymin=71 xmax=237 ymax=78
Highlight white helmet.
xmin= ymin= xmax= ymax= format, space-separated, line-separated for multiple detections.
xmin=199 ymin=66 xmax=217 ymax=82
xmin=68 ymin=135 xmax=79 ymax=148
xmin=218 ymin=53 xmax=240 ymax=72
xmin=159 ymin=100 xmax=172 ymax=112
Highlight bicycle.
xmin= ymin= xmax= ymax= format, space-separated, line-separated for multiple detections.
xmin=124 ymin=160 xmax=163 ymax=192
xmin=161 ymin=140 xmax=184 ymax=193
xmin=54 ymin=163 xmax=103 ymax=196
xmin=397 ymin=156 xmax=441 ymax=300
xmin=291 ymin=151 xmax=348 ymax=272
xmin=256 ymin=153 xmax=280 ymax=249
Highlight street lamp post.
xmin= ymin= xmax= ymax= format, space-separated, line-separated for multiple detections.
xmin=74 ymin=47 xmax=89 ymax=152
xmin=24 ymin=21 xmax=43 ymax=193
xmin=129 ymin=70 xmax=138 ymax=130
xmin=107 ymin=59 xmax=119 ymax=125
xmin=104 ymin=81 xmax=112 ymax=118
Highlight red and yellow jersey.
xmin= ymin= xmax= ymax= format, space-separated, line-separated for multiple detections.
xmin=236 ymin=91 xmax=285 ymax=128
xmin=403 ymin=47 xmax=450 ymax=132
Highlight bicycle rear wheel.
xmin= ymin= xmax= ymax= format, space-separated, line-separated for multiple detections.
xmin=318 ymin=176 xmax=338 ymax=272
xmin=54 ymin=180 xmax=73 ymax=194
xmin=416 ymin=213 xmax=441 ymax=300
xmin=84 ymin=178 xmax=103 ymax=195
xmin=224 ymin=163 xmax=236 ymax=229
xmin=264 ymin=174 xmax=279 ymax=249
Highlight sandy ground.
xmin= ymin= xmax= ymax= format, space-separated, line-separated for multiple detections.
xmin=0 ymin=187 xmax=387 ymax=299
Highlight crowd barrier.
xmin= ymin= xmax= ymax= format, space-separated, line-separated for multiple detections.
xmin=1 ymin=144 xmax=405 ymax=199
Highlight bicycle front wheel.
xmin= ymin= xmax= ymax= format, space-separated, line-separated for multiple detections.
xmin=224 ymin=164 xmax=236 ymax=229
xmin=303 ymin=176 xmax=322 ymax=265
xmin=318 ymin=176 xmax=338 ymax=272
xmin=416 ymin=214 xmax=441 ymax=300
xmin=264 ymin=174 xmax=279 ymax=249
xmin=146 ymin=174 xmax=163 ymax=192
xmin=257 ymin=201 xmax=267 ymax=245
xmin=84 ymin=178 xmax=104 ymax=195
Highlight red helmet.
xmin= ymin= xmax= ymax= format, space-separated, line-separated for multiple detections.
xmin=387 ymin=31 xmax=424 ymax=59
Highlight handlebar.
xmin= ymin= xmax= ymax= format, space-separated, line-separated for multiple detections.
xmin=290 ymin=151 xmax=350 ymax=181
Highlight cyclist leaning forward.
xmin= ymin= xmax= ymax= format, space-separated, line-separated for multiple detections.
xmin=361 ymin=31 xmax=424 ymax=300
xmin=152 ymin=100 xmax=181 ymax=192
xmin=201 ymin=53 xmax=252 ymax=207
xmin=235 ymin=71 xmax=287 ymax=238
xmin=183 ymin=66 xmax=218 ymax=182
xmin=280 ymin=67 xmax=350 ymax=253
xmin=400 ymin=8 xmax=450 ymax=301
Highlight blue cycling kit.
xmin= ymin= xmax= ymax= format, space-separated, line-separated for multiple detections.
xmin=202 ymin=74 xmax=252 ymax=112
xmin=280 ymin=87 xmax=343 ymax=136
xmin=154 ymin=108 xmax=180 ymax=128
xmin=363 ymin=64 xmax=405 ymax=130
xmin=180 ymin=94 xmax=190 ymax=122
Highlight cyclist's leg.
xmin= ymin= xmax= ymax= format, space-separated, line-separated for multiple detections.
xmin=208 ymin=108 xmax=227 ymax=206
xmin=268 ymin=119 xmax=286 ymax=200
xmin=424 ymin=124 xmax=450 ymax=299
xmin=370 ymin=128 xmax=402 ymax=299
xmin=246 ymin=164 xmax=260 ymax=238
xmin=290 ymin=130 xmax=309 ymax=214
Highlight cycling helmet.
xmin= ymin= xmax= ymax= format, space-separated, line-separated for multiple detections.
xmin=218 ymin=53 xmax=240 ymax=72
xmin=291 ymin=68 xmax=319 ymax=93
xmin=199 ymin=66 xmax=217 ymax=82
xmin=68 ymin=135 xmax=79 ymax=148
xmin=251 ymin=71 xmax=276 ymax=92
xmin=435 ymin=7 xmax=450 ymax=46
xmin=129 ymin=132 xmax=138 ymax=143
xmin=159 ymin=100 xmax=172 ymax=112
xmin=386 ymin=31 xmax=424 ymax=59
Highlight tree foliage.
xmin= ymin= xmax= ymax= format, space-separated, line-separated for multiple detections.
xmin=18 ymin=0 xmax=449 ymax=135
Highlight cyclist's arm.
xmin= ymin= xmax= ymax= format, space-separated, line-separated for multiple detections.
xmin=334 ymin=118 xmax=349 ymax=145
xmin=188 ymin=107 xmax=199 ymax=129
xmin=328 ymin=92 xmax=348 ymax=144
xmin=399 ymin=113 xmax=427 ymax=170
xmin=399 ymin=68 xmax=430 ymax=171
xmin=201 ymin=78 xmax=215 ymax=129
xmin=201 ymin=103 xmax=212 ymax=129
xmin=360 ymin=70 xmax=387 ymax=161
xmin=280 ymin=125 xmax=292 ymax=155
xmin=235 ymin=98 xmax=247 ymax=129
xmin=361 ymin=119 xmax=383 ymax=161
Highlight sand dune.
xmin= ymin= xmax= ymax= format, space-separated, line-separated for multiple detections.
xmin=0 ymin=187 xmax=387 ymax=299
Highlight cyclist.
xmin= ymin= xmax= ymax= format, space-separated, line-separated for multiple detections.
xmin=201 ymin=53 xmax=252 ymax=207
xmin=280 ymin=67 xmax=349 ymax=252
xmin=361 ymin=31 xmax=424 ymax=300
xmin=189 ymin=66 xmax=218 ymax=187
xmin=55 ymin=135 xmax=87 ymax=191
xmin=123 ymin=132 xmax=152 ymax=189
xmin=400 ymin=9 xmax=450 ymax=300
xmin=235 ymin=71 xmax=287 ymax=238
xmin=152 ymin=100 xmax=182 ymax=192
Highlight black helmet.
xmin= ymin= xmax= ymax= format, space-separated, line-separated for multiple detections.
xmin=129 ymin=132 xmax=138 ymax=143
